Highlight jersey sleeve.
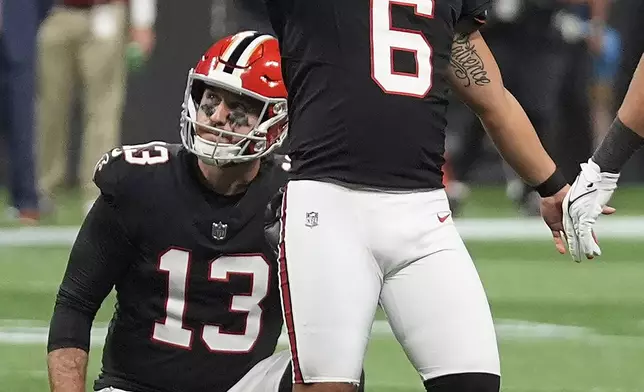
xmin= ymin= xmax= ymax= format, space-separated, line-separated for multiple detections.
xmin=47 ymin=195 xmax=137 ymax=353
xmin=455 ymin=0 xmax=491 ymax=34
xmin=92 ymin=147 xmax=131 ymax=201
xmin=93 ymin=142 xmax=171 ymax=202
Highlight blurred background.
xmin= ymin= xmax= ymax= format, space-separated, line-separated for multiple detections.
xmin=1 ymin=0 xmax=643 ymax=391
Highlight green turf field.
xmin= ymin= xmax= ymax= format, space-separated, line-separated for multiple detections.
xmin=3 ymin=185 xmax=644 ymax=226
xmin=1 ymin=186 xmax=643 ymax=391
xmin=1 ymin=234 xmax=643 ymax=392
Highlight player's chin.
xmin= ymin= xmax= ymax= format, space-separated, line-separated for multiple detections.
xmin=220 ymin=157 xmax=257 ymax=168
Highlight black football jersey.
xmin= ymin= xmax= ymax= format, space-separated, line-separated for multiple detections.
xmin=91 ymin=143 xmax=288 ymax=392
xmin=266 ymin=0 xmax=490 ymax=189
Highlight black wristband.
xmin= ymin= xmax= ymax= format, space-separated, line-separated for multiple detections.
xmin=533 ymin=169 xmax=567 ymax=197
xmin=592 ymin=117 xmax=644 ymax=173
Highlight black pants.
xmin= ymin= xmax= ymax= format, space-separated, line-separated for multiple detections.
xmin=0 ymin=35 xmax=39 ymax=210
xmin=556 ymin=41 xmax=593 ymax=182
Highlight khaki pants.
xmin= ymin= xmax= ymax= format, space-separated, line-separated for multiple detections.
xmin=37 ymin=3 xmax=126 ymax=203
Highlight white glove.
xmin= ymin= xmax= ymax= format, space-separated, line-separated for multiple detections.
xmin=562 ymin=159 xmax=619 ymax=262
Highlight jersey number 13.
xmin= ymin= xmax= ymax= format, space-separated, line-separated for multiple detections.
xmin=152 ymin=249 xmax=270 ymax=353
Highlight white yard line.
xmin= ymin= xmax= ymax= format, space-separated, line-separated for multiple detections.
xmin=1 ymin=217 xmax=643 ymax=247
xmin=0 ymin=226 xmax=80 ymax=246
xmin=0 ymin=369 xmax=48 ymax=378
xmin=1 ymin=319 xmax=641 ymax=347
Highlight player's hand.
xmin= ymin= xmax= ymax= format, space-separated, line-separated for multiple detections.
xmin=264 ymin=187 xmax=285 ymax=259
xmin=562 ymin=159 xmax=618 ymax=262
xmin=130 ymin=27 xmax=156 ymax=57
xmin=540 ymin=184 xmax=570 ymax=255
xmin=127 ymin=27 xmax=155 ymax=72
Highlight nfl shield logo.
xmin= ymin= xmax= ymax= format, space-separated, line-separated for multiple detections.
xmin=305 ymin=212 xmax=318 ymax=228
xmin=212 ymin=222 xmax=228 ymax=240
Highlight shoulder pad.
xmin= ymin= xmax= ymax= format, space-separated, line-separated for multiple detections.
xmin=93 ymin=141 xmax=174 ymax=199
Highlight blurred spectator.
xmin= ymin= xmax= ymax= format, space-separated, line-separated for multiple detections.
xmin=604 ymin=0 xmax=644 ymax=181
xmin=0 ymin=0 xmax=53 ymax=224
xmin=556 ymin=0 xmax=620 ymax=147
xmin=610 ymin=0 xmax=644 ymax=114
xmin=208 ymin=0 xmax=292 ymax=155
xmin=210 ymin=0 xmax=273 ymax=40
xmin=551 ymin=2 xmax=605 ymax=181
xmin=37 ymin=0 xmax=157 ymax=213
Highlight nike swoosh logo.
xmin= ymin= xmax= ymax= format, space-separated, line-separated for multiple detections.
xmin=438 ymin=213 xmax=451 ymax=223
xmin=567 ymin=189 xmax=597 ymax=216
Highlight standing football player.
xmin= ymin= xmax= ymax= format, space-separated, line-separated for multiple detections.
xmin=46 ymin=32 xmax=294 ymax=392
xmin=564 ymin=54 xmax=644 ymax=262
xmin=263 ymin=1 xmax=570 ymax=391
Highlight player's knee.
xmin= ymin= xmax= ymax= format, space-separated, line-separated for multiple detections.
xmin=278 ymin=362 xmax=292 ymax=392
xmin=279 ymin=363 xmax=364 ymax=392
xmin=293 ymin=382 xmax=357 ymax=392
xmin=423 ymin=372 xmax=500 ymax=392
xmin=357 ymin=370 xmax=365 ymax=392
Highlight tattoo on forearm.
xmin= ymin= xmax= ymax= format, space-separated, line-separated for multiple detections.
xmin=48 ymin=349 xmax=88 ymax=392
xmin=450 ymin=33 xmax=490 ymax=87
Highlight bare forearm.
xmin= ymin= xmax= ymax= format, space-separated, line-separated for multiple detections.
xmin=479 ymin=91 xmax=557 ymax=185
xmin=448 ymin=32 xmax=557 ymax=185
xmin=592 ymin=58 xmax=644 ymax=173
xmin=617 ymin=55 xmax=644 ymax=136
xmin=47 ymin=348 xmax=88 ymax=392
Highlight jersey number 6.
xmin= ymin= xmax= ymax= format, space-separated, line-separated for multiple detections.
xmin=370 ymin=0 xmax=435 ymax=97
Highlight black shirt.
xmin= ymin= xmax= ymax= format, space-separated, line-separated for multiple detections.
xmin=266 ymin=0 xmax=490 ymax=189
xmin=48 ymin=143 xmax=288 ymax=392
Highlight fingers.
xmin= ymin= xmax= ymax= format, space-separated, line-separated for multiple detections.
xmin=552 ymin=230 xmax=567 ymax=255
xmin=562 ymin=211 xmax=581 ymax=262
xmin=579 ymin=227 xmax=601 ymax=260
xmin=563 ymin=225 xmax=583 ymax=262
xmin=590 ymin=230 xmax=602 ymax=258
xmin=601 ymin=205 xmax=616 ymax=215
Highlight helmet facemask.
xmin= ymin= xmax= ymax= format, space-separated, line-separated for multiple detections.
xmin=181 ymin=72 xmax=288 ymax=167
